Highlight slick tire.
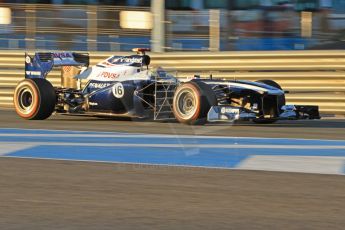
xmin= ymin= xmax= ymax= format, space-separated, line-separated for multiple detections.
xmin=173 ymin=81 xmax=217 ymax=125
xmin=253 ymin=79 xmax=285 ymax=124
xmin=14 ymin=78 xmax=56 ymax=120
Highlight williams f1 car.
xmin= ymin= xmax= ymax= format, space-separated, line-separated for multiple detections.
xmin=13 ymin=48 xmax=320 ymax=124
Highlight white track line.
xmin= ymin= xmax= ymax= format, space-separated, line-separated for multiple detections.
xmin=0 ymin=141 xmax=345 ymax=149
xmin=0 ymin=133 xmax=344 ymax=144
xmin=1 ymin=127 xmax=345 ymax=142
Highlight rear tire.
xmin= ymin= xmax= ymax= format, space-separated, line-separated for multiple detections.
xmin=173 ymin=81 xmax=217 ymax=125
xmin=14 ymin=78 xmax=56 ymax=120
xmin=253 ymin=79 xmax=285 ymax=124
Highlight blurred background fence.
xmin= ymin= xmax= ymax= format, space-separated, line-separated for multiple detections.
xmin=0 ymin=1 xmax=345 ymax=51
xmin=0 ymin=3 xmax=151 ymax=51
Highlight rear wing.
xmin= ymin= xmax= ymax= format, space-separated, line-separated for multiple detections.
xmin=25 ymin=52 xmax=89 ymax=79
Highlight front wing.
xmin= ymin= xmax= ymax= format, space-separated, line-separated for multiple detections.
xmin=207 ymin=105 xmax=320 ymax=122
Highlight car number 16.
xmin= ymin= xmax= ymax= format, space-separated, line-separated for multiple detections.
xmin=112 ymin=82 xmax=124 ymax=98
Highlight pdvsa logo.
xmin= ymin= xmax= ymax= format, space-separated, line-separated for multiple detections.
xmin=97 ymin=71 xmax=119 ymax=79
xmin=52 ymin=53 xmax=73 ymax=59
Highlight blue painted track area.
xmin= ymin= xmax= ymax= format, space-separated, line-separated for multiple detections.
xmin=0 ymin=128 xmax=345 ymax=175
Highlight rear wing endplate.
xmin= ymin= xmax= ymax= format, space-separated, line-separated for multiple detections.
xmin=25 ymin=52 xmax=89 ymax=79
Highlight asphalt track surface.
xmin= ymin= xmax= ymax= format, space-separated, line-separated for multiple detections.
xmin=0 ymin=109 xmax=345 ymax=140
xmin=1 ymin=109 xmax=345 ymax=229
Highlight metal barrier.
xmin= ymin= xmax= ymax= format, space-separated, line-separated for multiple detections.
xmin=0 ymin=50 xmax=344 ymax=115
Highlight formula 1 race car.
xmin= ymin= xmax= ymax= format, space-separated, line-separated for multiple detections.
xmin=13 ymin=48 xmax=320 ymax=125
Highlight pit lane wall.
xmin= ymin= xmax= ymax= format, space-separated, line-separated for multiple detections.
xmin=0 ymin=50 xmax=344 ymax=115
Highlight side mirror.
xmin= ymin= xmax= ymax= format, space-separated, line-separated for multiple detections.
xmin=142 ymin=55 xmax=150 ymax=66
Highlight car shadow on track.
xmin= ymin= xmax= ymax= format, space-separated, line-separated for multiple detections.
xmin=48 ymin=112 xmax=345 ymax=129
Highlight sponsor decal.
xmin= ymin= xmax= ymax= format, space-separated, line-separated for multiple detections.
xmin=62 ymin=66 xmax=72 ymax=73
xmin=221 ymin=107 xmax=239 ymax=114
xmin=25 ymin=71 xmax=41 ymax=76
xmin=89 ymin=102 xmax=98 ymax=106
xmin=103 ymin=55 xmax=143 ymax=66
xmin=96 ymin=71 xmax=120 ymax=79
xmin=117 ymin=57 xmax=142 ymax=64
xmin=52 ymin=52 xmax=73 ymax=59
xmin=25 ymin=56 xmax=31 ymax=64
xmin=88 ymin=82 xmax=112 ymax=89
xmin=112 ymin=82 xmax=124 ymax=98
xmin=220 ymin=107 xmax=240 ymax=119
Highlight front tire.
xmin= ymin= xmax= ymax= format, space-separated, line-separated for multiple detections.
xmin=253 ymin=79 xmax=286 ymax=124
xmin=173 ymin=81 xmax=217 ymax=125
xmin=13 ymin=78 xmax=56 ymax=120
